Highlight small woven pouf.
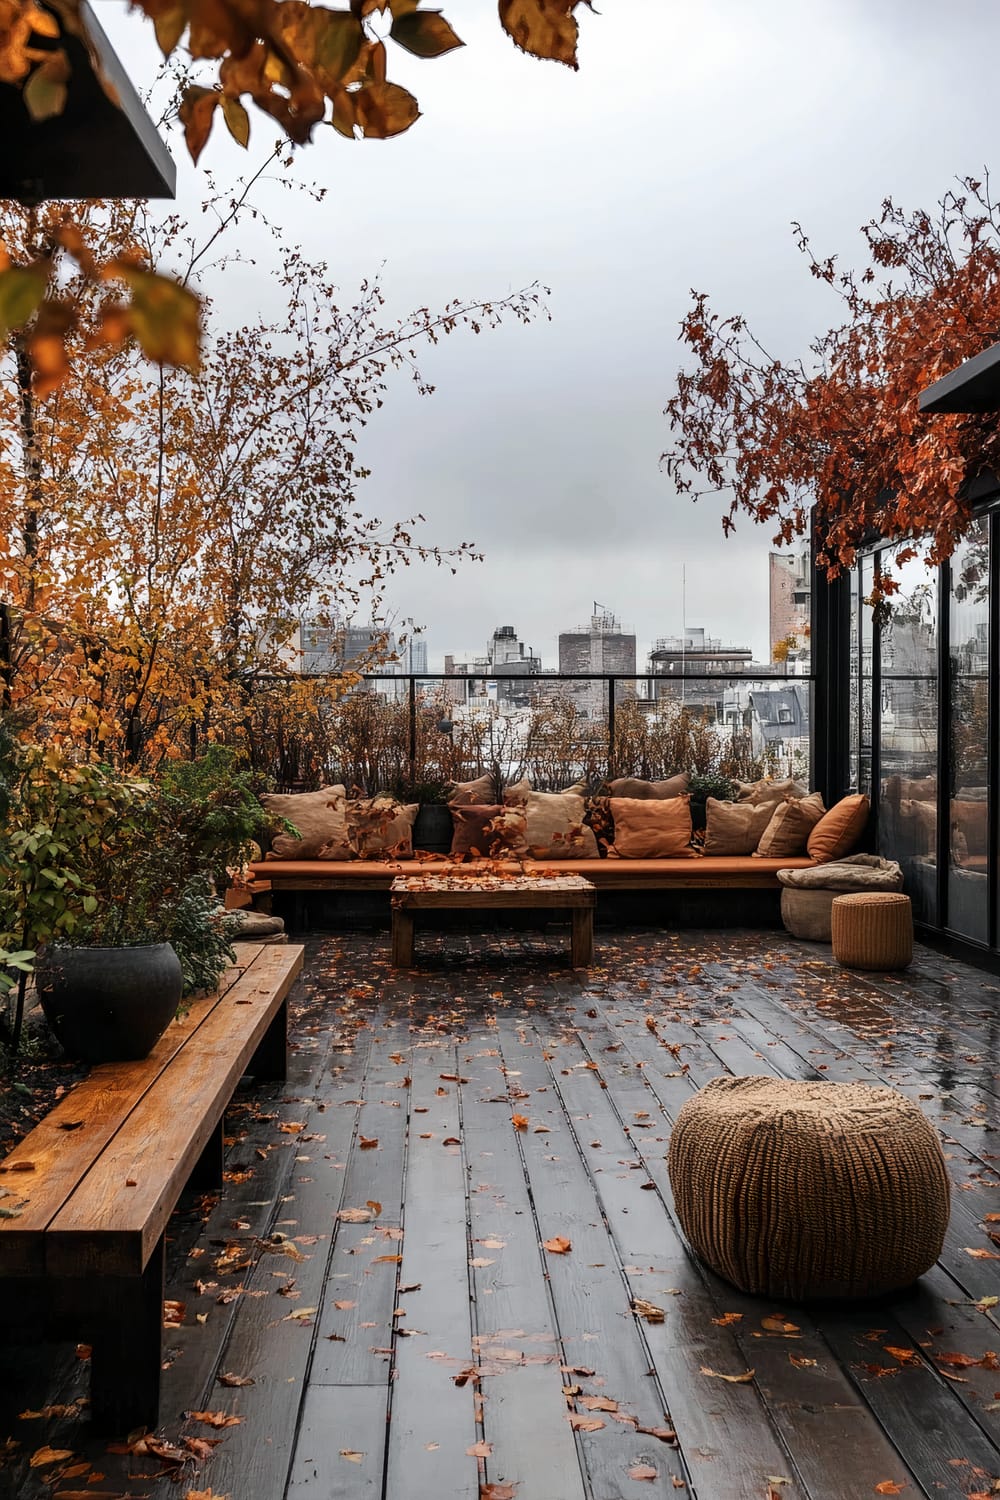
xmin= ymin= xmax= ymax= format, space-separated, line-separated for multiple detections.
xmin=831 ymin=891 xmax=913 ymax=970
xmin=668 ymin=1076 xmax=950 ymax=1299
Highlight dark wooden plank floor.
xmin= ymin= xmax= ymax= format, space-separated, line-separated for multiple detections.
xmin=4 ymin=927 xmax=1000 ymax=1500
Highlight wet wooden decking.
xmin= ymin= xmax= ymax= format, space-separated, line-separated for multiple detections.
xmin=3 ymin=927 xmax=1000 ymax=1500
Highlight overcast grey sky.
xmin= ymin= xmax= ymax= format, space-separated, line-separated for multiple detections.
xmin=102 ymin=0 xmax=1000 ymax=669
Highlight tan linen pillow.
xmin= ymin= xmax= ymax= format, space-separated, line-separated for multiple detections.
xmin=449 ymin=804 xmax=528 ymax=858
xmin=952 ymin=798 xmax=988 ymax=856
xmin=756 ymin=791 xmax=826 ymax=858
xmin=703 ymin=797 xmax=773 ymax=856
xmin=503 ymin=776 xmax=533 ymax=806
xmin=447 ymin=773 xmax=494 ymax=806
xmin=609 ymin=795 xmax=696 ymax=858
xmin=898 ymin=799 xmax=935 ymax=854
xmin=806 ymin=794 xmax=870 ymax=862
xmin=262 ymin=785 xmax=350 ymax=860
xmin=523 ymin=790 xmax=599 ymax=859
xmin=504 ymin=777 xmax=586 ymax=806
xmin=734 ymin=776 xmax=807 ymax=806
xmin=608 ymin=773 xmax=690 ymax=800
xmin=343 ymin=796 xmax=419 ymax=858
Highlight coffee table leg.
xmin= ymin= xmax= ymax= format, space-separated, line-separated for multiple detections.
xmin=392 ymin=907 xmax=415 ymax=968
xmin=571 ymin=907 xmax=593 ymax=968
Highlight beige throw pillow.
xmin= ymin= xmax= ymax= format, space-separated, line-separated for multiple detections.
xmin=504 ymin=777 xmax=586 ymax=806
xmin=262 ymin=785 xmax=350 ymax=860
xmin=343 ymin=796 xmax=419 ymax=859
xmin=522 ymin=790 xmax=599 ymax=859
xmin=703 ymin=797 xmax=773 ymax=856
xmin=608 ymin=773 xmax=690 ymax=800
xmin=756 ymin=791 xmax=826 ymax=857
xmin=735 ymin=776 xmax=807 ymax=806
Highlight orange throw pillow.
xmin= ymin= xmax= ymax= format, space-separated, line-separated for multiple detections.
xmin=806 ymin=794 xmax=870 ymax=863
xmin=609 ymin=795 xmax=697 ymax=858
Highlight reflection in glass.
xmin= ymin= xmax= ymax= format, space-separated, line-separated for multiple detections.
xmin=849 ymin=570 xmax=861 ymax=789
xmin=948 ymin=520 xmax=989 ymax=943
xmin=878 ymin=545 xmax=939 ymax=925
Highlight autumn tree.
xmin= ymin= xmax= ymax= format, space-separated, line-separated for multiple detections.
xmin=662 ymin=175 xmax=1000 ymax=595
xmin=0 ymin=0 xmax=595 ymax=387
xmin=0 ymin=187 xmax=545 ymax=765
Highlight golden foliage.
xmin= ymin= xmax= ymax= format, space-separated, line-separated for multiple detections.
xmin=0 ymin=196 xmax=544 ymax=768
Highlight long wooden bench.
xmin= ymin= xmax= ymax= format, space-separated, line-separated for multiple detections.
xmin=0 ymin=940 xmax=303 ymax=1435
xmin=250 ymin=854 xmax=817 ymax=894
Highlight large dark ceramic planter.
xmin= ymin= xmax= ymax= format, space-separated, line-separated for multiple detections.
xmin=413 ymin=803 xmax=454 ymax=855
xmin=36 ymin=942 xmax=184 ymax=1063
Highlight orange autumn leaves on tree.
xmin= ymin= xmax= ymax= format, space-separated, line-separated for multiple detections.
xmin=1 ymin=0 xmax=594 ymax=389
xmin=662 ymin=176 xmax=1000 ymax=596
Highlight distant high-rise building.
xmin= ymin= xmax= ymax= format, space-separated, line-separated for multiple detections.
xmin=769 ymin=546 xmax=811 ymax=661
xmin=298 ymin=615 xmax=401 ymax=696
xmin=487 ymin=625 xmax=540 ymax=707
xmin=647 ymin=628 xmax=755 ymax=717
xmin=405 ymin=636 xmax=428 ymax=675
xmin=558 ymin=606 xmax=635 ymax=717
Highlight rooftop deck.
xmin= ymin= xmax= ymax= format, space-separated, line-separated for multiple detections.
xmin=3 ymin=927 xmax=1000 ymax=1499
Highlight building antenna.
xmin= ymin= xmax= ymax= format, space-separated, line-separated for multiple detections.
xmin=681 ymin=565 xmax=686 ymax=706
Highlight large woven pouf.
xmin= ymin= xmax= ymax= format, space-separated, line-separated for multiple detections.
xmin=831 ymin=891 xmax=912 ymax=970
xmin=668 ymin=1076 xmax=949 ymax=1299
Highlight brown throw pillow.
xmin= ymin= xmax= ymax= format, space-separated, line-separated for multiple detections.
xmin=522 ymin=790 xmax=599 ymax=859
xmin=703 ymin=797 xmax=774 ymax=856
xmin=609 ymin=795 xmax=696 ymax=858
xmin=343 ymin=796 xmax=419 ymax=859
xmin=734 ymin=776 xmax=807 ymax=806
xmin=806 ymin=794 xmax=870 ymax=862
xmin=449 ymin=804 xmax=527 ymax=859
xmin=607 ymin=773 xmax=690 ymax=800
xmin=262 ymin=785 xmax=350 ymax=860
xmin=756 ymin=792 xmax=826 ymax=858
xmin=447 ymin=772 xmax=495 ymax=806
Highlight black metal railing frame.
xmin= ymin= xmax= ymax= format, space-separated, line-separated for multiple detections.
xmin=291 ymin=668 xmax=815 ymax=789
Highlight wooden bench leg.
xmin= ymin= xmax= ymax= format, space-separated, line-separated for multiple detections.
xmin=391 ymin=908 xmax=415 ymax=968
xmin=249 ymin=996 xmax=288 ymax=1080
xmin=89 ymin=1234 xmax=165 ymax=1435
xmin=188 ymin=1115 xmax=225 ymax=1189
xmin=571 ymin=907 xmax=594 ymax=968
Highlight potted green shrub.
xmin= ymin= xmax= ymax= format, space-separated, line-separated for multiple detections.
xmin=688 ymin=773 xmax=737 ymax=832
xmin=0 ymin=744 xmax=259 ymax=1061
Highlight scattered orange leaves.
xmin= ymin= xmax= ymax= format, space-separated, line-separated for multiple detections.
xmin=700 ymin=1366 xmax=754 ymax=1383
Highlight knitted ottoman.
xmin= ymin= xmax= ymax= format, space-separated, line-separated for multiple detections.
xmin=667 ymin=1076 xmax=949 ymax=1299
xmin=831 ymin=891 xmax=912 ymax=970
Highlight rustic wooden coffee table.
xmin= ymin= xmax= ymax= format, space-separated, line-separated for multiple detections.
xmin=390 ymin=872 xmax=596 ymax=969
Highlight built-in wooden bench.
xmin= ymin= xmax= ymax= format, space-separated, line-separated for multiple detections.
xmin=250 ymin=855 xmax=820 ymax=934
xmin=0 ymin=940 xmax=303 ymax=1435
xmin=251 ymin=854 xmax=817 ymax=894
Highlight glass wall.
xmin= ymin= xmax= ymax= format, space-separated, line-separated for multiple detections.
xmin=948 ymin=520 xmax=990 ymax=943
xmin=848 ymin=502 xmax=996 ymax=952
xmin=877 ymin=546 xmax=940 ymax=925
